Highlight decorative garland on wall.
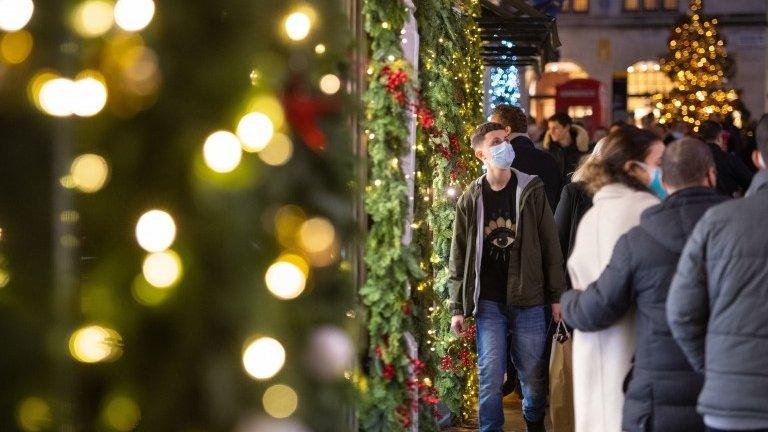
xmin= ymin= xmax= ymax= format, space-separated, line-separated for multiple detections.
xmin=358 ymin=1 xmax=440 ymax=431
xmin=414 ymin=0 xmax=485 ymax=422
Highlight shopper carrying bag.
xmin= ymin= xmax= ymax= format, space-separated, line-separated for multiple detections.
xmin=549 ymin=320 xmax=574 ymax=432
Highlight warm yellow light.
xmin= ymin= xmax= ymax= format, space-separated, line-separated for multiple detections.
xmin=265 ymin=258 xmax=307 ymax=300
xmin=275 ymin=205 xmax=306 ymax=247
xmin=72 ymin=73 xmax=108 ymax=116
xmin=131 ymin=274 xmax=173 ymax=306
xmin=135 ymin=209 xmax=176 ymax=252
xmin=101 ymin=395 xmax=141 ymax=432
xmin=284 ymin=10 xmax=312 ymax=41
xmin=242 ymin=337 xmax=286 ymax=380
xmin=203 ymin=130 xmax=242 ymax=173
xmin=0 ymin=0 xmax=34 ymax=32
xmin=17 ymin=397 xmax=52 ymax=432
xmin=70 ymin=154 xmax=109 ymax=193
xmin=262 ymin=384 xmax=298 ymax=419
xmin=71 ymin=0 xmax=114 ymax=37
xmin=319 ymin=74 xmax=341 ymax=95
xmin=39 ymin=77 xmax=75 ymax=117
xmin=258 ymin=133 xmax=293 ymax=166
xmin=68 ymin=325 xmax=122 ymax=363
xmin=236 ymin=112 xmax=274 ymax=152
xmin=142 ymin=250 xmax=182 ymax=288
xmin=246 ymin=95 xmax=285 ymax=130
xmin=114 ymin=0 xmax=154 ymax=31
xmin=0 ymin=30 xmax=32 ymax=64
xmin=314 ymin=43 xmax=326 ymax=54
xmin=299 ymin=217 xmax=335 ymax=253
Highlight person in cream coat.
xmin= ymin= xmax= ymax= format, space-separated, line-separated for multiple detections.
xmin=566 ymin=126 xmax=665 ymax=432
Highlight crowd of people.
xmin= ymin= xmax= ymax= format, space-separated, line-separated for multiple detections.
xmin=448 ymin=104 xmax=768 ymax=432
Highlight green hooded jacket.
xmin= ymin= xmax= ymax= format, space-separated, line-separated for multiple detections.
xmin=448 ymin=169 xmax=566 ymax=317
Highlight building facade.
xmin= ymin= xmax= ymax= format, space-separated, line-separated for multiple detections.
xmin=534 ymin=0 xmax=767 ymax=126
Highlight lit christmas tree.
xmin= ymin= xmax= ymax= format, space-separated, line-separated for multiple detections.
xmin=653 ymin=0 xmax=737 ymax=130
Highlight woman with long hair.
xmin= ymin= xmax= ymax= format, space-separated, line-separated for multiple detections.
xmin=566 ymin=126 xmax=665 ymax=432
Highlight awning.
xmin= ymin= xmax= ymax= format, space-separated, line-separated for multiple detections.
xmin=479 ymin=0 xmax=561 ymax=70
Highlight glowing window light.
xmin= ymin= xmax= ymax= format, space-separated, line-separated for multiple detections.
xmin=0 ymin=0 xmax=34 ymax=32
xmin=135 ymin=210 xmax=176 ymax=253
xmin=242 ymin=337 xmax=286 ymax=380
xmin=114 ymin=0 xmax=154 ymax=32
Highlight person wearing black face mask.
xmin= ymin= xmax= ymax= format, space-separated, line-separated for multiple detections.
xmin=560 ymin=138 xmax=725 ymax=432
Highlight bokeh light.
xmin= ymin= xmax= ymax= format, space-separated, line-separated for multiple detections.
xmin=203 ymin=130 xmax=242 ymax=173
xmin=237 ymin=112 xmax=274 ymax=152
xmin=258 ymin=133 xmax=293 ymax=166
xmin=16 ymin=397 xmax=52 ymax=432
xmin=262 ymin=384 xmax=298 ymax=419
xmin=242 ymin=337 xmax=286 ymax=380
xmin=0 ymin=30 xmax=33 ymax=64
xmin=101 ymin=394 xmax=141 ymax=431
xmin=131 ymin=274 xmax=174 ymax=307
xmin=142 ymin=250 xmax=182 ymax=288
xmin=135 ymin=209 xmax=176 ymax=252
xmin=71 ymin=0 xmax=114 ymax=37
xmin=283 ymin=11 xmax=311 ymax=41
xmin=275 ymin=205 xmax=306 ymax=247
xmin=265 ymin=256 xmax=308 ymax=300
xmin=298 ymin=217 xmax=335 ymax=253
xmin=68 ymin=325 xmax=123 ymax=363
xmin=72 ymin=71 xmax=108 ymax=117
xmin=114 ymin=0 xmax=154 ymax=32
xmin=39 ymin=77 xmax=75 ymax=117
xmin=0 ymin=0 xmax=34 ymax=32
xmin=70 ymin=153 xmax=110 ymax=193
xmin=319 ymin=74 xmax=341 ymax=95
xmin=307 ymin=326 xmax=355 ymax=380
xmin=27 ymin=70 xmax=57 ymax=110
xmin=314 ymin=44 xmax=325 ymax=54
xmin=246 ymin=95 xmax=285 ymax=130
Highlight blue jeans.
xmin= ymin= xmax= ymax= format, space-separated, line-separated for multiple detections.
xmin=476 ymin=300 xmax=550 ymax=432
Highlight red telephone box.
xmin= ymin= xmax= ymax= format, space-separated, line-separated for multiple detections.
xmin=555 ymin=78 xmax=605 ymax=136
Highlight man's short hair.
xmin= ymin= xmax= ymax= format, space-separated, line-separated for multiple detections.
xmin=490 ymin=105 xmax=527 ymax=133
xmin=756 ymin=114 xmax=768 ymax=161
xmin=548 ymin=112 xmax=572 ymax=127
xmin=471 ymin=122 xmax=505 ymax=148
xmin=662 ymin=137 xmax=714 ymax=188
xmin=698 ymin=120 xmax=723 ymax=143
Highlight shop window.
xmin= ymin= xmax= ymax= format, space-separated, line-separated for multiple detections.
xmin=562 ymin=0 xmax=589 ymax=13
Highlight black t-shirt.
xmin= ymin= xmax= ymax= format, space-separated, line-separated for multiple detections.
xmin=479 ymin=175 xmax=517 ymax=303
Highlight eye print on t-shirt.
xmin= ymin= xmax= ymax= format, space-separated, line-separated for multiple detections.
xmin=484 ymin=216 xmax=516 ymax=261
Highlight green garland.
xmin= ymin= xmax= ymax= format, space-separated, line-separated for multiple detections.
xmin=358 ymin=1 xmax=431 ymax=431
xmin=414 ymin=0 xmax=485 ymax=422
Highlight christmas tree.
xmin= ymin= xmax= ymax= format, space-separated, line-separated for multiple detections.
xmin=653 ymin=0 xmax=738 ymax=130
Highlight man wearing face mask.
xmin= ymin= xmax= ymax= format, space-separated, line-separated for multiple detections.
xmin=667 ymin=115 xmax=768 ymax=432
xmin=449 ymin=122 xmax=566 ymax=432
xmin=560 ymin=138 xmax=726 ymax=432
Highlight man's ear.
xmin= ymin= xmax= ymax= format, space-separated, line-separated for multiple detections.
xmin=708 ymin=167 xmax=717 ymax=188
xmin=753 ymin=150 xmax=766 ymax=170
xmin=474 ymin=147 xmax=484 ymax=162
xmin=505 ymin=126 xmax=512 ymax=137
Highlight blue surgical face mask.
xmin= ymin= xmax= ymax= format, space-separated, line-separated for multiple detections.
xmin=637 ymin=162 xmax=668 ymax=199
xmin=489 ymin=141 xmax=515 ymax=169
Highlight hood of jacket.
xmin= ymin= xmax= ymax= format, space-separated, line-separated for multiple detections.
xmin=542 ymin=124 xmax=590 ymax=153
xmin=638 ymin=187 xmax=727 ymax=254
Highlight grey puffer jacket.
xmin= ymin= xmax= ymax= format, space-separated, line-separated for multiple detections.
xmin=561 ymin=187 xmax=727 ymax=432
xmin=668 ymin=170 xmax=768 ymax=430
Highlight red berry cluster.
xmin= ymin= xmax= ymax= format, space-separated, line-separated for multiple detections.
xmin=381 ymin=65 xmax=409 ymax=106
xmin=397 ymin=357 xmax=442 ymax=427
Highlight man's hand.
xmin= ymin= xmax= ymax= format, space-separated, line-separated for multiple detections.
xmin=451 ymin=314 xmax=466 ymax=337
xmin=551 ymin=303 xmax=562 ymax=323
